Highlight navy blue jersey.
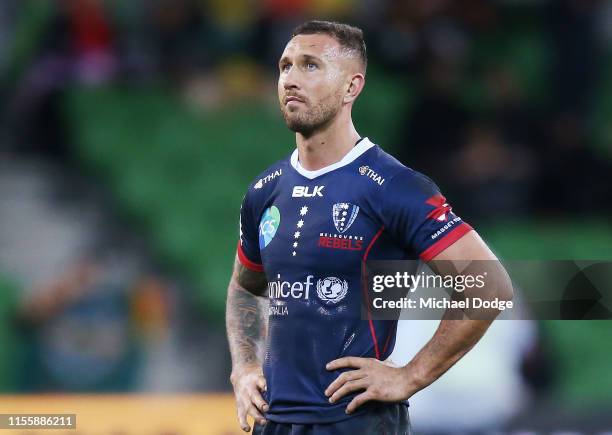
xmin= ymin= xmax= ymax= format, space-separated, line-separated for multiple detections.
xmin=237 ymin=138 xmax=472 ymax=424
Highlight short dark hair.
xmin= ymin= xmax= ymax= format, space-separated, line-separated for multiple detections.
xmin=291 ymin=20 xmax=367 ymax=73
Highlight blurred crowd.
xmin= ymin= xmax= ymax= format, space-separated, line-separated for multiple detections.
xmin=2 ymin=0 xmax=612 ymax=220
xmin=388 ymin=0 xmax=612 ymax=219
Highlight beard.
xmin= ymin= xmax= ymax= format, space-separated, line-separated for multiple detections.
xmin=280 ymin=94 xmax=342 ymax=136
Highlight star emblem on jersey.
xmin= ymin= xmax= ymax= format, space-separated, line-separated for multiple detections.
xmin=332 ymin=203 xmax=360 ymax=233
xmin=426 ymin=194 xmax=453 ymax=222
xmin=291 ymin=206 xmax=309 ymax=256
xmin=316 ymin=277 xmax=348 ymax=304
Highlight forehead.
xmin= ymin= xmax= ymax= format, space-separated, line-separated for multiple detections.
xmin=280 ymin=33 xmax=343 ymax=60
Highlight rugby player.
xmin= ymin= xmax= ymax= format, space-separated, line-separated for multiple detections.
xmin=226 ymin=20 xmax=512 ymax=434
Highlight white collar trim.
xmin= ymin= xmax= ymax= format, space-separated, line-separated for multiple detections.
xmin=290 ymin=137 xmax=375 ymax=179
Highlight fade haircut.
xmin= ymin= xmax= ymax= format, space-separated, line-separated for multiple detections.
xmin=291 ymin=20 xmax=367 ymax=74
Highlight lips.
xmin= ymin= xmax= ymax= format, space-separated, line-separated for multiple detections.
xmin=285 ymin=95 xmax=305 ymax=104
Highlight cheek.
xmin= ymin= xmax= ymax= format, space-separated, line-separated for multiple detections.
xmin=318 ymin=83 xmax=343 ymax=105
xmin=325 ymin=67 xmax=342 ymax=83
xmin=321 ymin=73 xmax=345 ymax=100
xmin=308 ymin=79 xmax=336 ymax=103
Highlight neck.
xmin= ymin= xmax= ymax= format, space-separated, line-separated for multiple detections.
xmin=295 ymin=111 xmax=360 ymax=171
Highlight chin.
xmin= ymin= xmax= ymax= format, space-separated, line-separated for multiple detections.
xmin=283 ymin=112 xmax=306 ymax=130
xmin=286 ymin=122 xmax=309 ymax=134
xmin=286 ymin=119 xmax=316 ymax=135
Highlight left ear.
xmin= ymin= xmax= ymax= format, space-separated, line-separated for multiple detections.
xmin=343 ymin=73 xmax=366 ymax=104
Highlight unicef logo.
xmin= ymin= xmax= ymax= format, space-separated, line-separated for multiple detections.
xmin=316 ymin=277 xmax=348 ymax=304
xmin=259 ymin=206 xmax=281 ymax=249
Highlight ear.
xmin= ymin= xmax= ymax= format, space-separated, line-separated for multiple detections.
xmin=343 ymin=73 xmax=366 ymax=104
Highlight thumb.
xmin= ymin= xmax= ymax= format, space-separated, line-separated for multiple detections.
xmin=257 ymin=377 xmax=267 ymax=392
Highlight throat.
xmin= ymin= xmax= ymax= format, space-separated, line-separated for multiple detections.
xmin=297 ymin=137 xmax=363 ymax=172
xmin=291 ymin=137 xmax=372 ymax=180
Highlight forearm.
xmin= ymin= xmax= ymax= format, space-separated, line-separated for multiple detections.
xmin=226 ymin=283 xmax=268 ymax=371
xmin=402 ymin=318 xmax=491 ymax=394
xmin=403 ymin=260 xmax=513 ymax=394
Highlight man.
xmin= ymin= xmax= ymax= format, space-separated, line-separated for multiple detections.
xmin=226 ymin=20 xmax=512 ymax=434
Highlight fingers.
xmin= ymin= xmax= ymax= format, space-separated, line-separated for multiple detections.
xmin=324 ymin=370 xmax=365 ymax=397
xmin=236 ymin=403 xmax=250 ymax=432
xmin=247 ymin=402 xmax=266 ymax=426
xmin=250 ymin=387 xmax=269 ymax=413
xmin=246 ymin=381 xmax=268 ymax=426
xmin=326 ymin=356 xmax=370 ymax=371
xmin=237 ymin=397 xmax=266 ymax=432
xmin=236 ymin=376 xmax=268 ymax=432
xmin=346 ymin=391 xmax=372 ymax=414
xmin=328 ymin=379 xmax=368 ymax=404
xmin=256 ymin=376 xmax=267 ymax=393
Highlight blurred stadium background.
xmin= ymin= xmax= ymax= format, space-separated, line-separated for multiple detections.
xmin=0 ymin=0 xmax=611 ymax=433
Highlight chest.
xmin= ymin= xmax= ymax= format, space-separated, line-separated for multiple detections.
xmin=258 ymin=181 xmax=383 ymax=275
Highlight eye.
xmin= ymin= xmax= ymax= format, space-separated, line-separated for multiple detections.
xmin=281 ymin=63 xmax=291 ymax=72
xmin=306 ymin=62 xmax=318 ymax=71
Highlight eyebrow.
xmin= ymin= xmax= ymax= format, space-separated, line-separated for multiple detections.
xmin=278 ymin=54 xmax=323 ymax=66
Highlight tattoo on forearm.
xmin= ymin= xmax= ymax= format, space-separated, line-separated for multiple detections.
xmin=226 ymin=259 xmax=268 ymax=369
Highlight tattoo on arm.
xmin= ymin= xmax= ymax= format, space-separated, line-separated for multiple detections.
xmin=235 ymin=259 xmax=268 ymax=294
xmin=226 ymin=256 xmax=269 ymax=369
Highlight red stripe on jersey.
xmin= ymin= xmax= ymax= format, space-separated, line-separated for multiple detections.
xmin=362 ymin=226 xmax=385 ymax=360
xmin=426 ymin=194 xmax=453 ymax=222
xmin=419 ymin=223 xmax=473 ymax=262
xmin=237 ymin=241 xmax=264 ymax=272
xmin=382 ymin=322 xmax=397 ymax=356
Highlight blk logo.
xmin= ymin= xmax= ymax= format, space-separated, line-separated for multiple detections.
xmin=292 ymin=186 xmax=324 ymax=198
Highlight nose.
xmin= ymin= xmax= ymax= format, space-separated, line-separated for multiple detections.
xmin=282 ymin=67 xmax=300 ymax=91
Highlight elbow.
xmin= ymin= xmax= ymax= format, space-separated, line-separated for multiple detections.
xmin=497 ymin=267 xmax=514 ymax=303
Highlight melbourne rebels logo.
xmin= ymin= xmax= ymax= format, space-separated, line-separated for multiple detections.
xmin=333 ymin=203 xmax=359 ymax=233
xmin=316 ymin=277 xmax=348 ymax=304
xmin=259 ymin=205 xmax=281 ymax=249
xmin=319 ymin=203 xmax=363 ymax=251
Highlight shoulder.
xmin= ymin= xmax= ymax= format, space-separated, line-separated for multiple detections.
xmin=367 ymin=144 xmax=439 ymax=198
xmin=244 ymin=156 xmax=289 ymax=199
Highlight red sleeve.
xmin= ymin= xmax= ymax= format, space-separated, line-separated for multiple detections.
xmin=419 ymin=222 xmax=473 ymax=262
xmin=237 ymin=241 xmax=264 ymax=272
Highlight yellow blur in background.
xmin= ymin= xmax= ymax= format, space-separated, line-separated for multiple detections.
xmin=0 ymin=394 xmax=241 ymax=435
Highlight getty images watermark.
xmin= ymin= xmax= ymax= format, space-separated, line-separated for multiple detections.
xmin=362 ymin=260 xmax=612 ymax=320
xmin=371 ymin=270 xmax=512 ymax=312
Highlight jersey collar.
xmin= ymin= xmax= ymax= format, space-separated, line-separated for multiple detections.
xmin=290 ymin=137 xmax=375 ymax=180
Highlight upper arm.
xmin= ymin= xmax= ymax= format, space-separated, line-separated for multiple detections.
xmin=430 ymin=230 xmax=496 ymax=262
xmin=234 ymin=188 xmax=266 ymax=293
xmin=380 ymin=170 xmax=472 ymax=261
xmin=232 ymin=254 xmax=268 ymax=297
xmin=238 ymin=190 xmax=264 ymax=270
xmin=428 ymin=230 xmax=513 ymax=304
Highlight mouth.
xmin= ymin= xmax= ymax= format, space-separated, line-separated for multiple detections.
xmin=285 ymin=95 xmax=305 ymax=105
